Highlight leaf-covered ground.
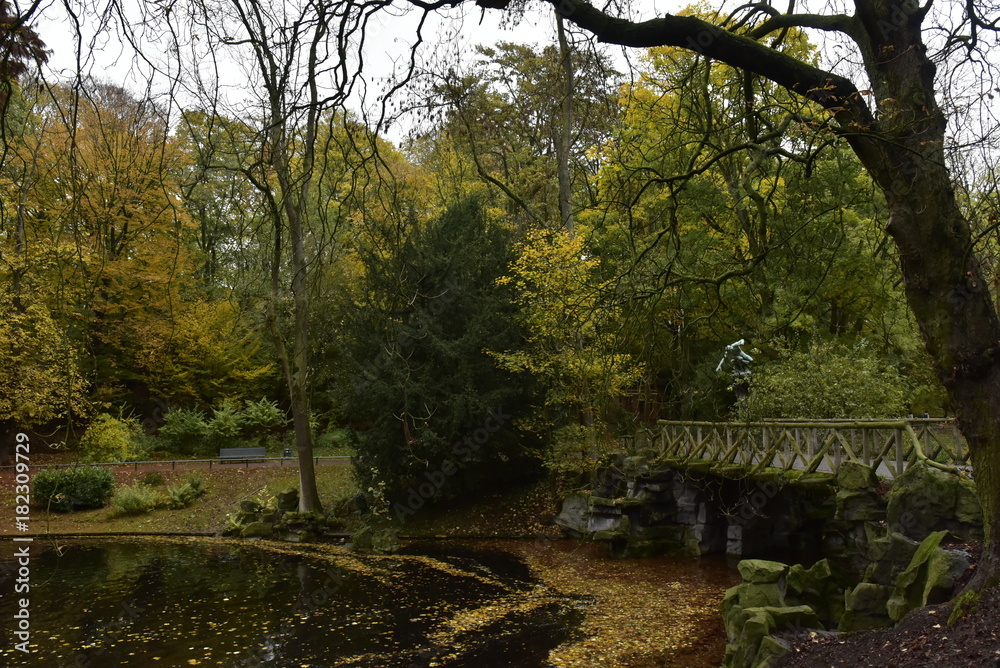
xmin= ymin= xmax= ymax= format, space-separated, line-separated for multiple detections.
xmin=0 ymin=459 xmax=354 ymax=536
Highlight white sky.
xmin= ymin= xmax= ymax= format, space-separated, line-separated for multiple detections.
xmin=27 ymin=0 xmax=689 ymax=145
xmin=31 ymin=1 xmax=563 ymax=139
xmin=26 ymin=0 xmax=998 ymax=160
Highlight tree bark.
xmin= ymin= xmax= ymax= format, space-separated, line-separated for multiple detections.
xmin=555 ymin=13 xmax=575 ymax=237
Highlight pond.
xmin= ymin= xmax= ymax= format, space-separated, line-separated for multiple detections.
xmin=0 ymin=537 xmax=737 ymax=667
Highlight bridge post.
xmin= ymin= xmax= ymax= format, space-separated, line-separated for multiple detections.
xmin=833 ymin=427 xmax=842 ymax=470
xmin=894 ymin=428 xmax=905 ymax=475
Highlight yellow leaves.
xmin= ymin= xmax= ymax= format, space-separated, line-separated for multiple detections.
xmin=0 ymin=300 xmax=89 ymax=426
xmin=493 ymin=228 xmax=643 ymax=432
xmin=135 ymin=299 xmax=274 ymax=405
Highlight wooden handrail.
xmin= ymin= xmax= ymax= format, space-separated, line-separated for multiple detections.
xmin=633 ymin=419 xmax=968 ymax=479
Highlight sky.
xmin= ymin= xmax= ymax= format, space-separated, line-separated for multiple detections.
xmin=26 ymin=0 xmax=998 ymax=160
xmin=27 ymin=0 xmax=683 ymax=145
xmin=31 ymin=1 xmax=563 ymax=134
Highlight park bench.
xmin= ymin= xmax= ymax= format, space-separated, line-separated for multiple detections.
xmin=219 ymin=446 xmax=267 ymax=463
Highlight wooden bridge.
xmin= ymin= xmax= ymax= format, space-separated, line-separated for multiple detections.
xmin=624 ymin=418 xmax=970 ymax=480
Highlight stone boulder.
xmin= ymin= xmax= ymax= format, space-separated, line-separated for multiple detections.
xmin=554 ymin=493 xmax=590 ymax=535
xmin=838 ymin=582 xmax=893 ymax=632
xmin=351 ymin=525 xmax=373 ymax=551
xmin=835 ymin=488 xmax=886 ymax=522
xmin=372 ymin=526 xmax=399 ymax=554
xmin=862 ymin=531 xmax=920 ymax=586
xmin=886 ymin=530 xmax=970 ymax=621
xmin=836 ymin=461 xmax=878 ymax=491
xmin=277 ymin=488 xmax=299 ymax=512
xmin=886 ymin=465 xmax=982 ymax=541
xmin=722 ymin=561 xmax=824 ymax=668
xmin=240 ymin=521 xmax=274 ymax=538
xmin=785 ymin=559 xmax=846 ymax=625
xmin=738 ymin=559 xmax=789 ymax=584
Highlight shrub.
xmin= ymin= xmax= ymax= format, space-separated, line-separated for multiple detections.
xmin=110 ymin=483 xmax=162 ymax=516
xmin=744 ymin=340 xmax=908 ymax=419
xmin=314 ymin=429 xmax=352 ymax=454
xmin=80 ymin=414 xmax=143 ymax=463
xmin=206 ymin=400 xmax=245 ymax=449
xmin=157 ymin=408 xmax=208 ymax=454
xmin=165 ymin=474 xmax=206 ymax=509
xmin=243 ymin=398 xmax=286 ymax=430
xmin=33 ymin=467 xmax=115 ymax=512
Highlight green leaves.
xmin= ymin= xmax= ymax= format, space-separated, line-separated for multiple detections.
xmin=33 ymin=466 xmax=115 ymax=512
xmin=744 ymin=341 xmax=908 ymax=419
xmin=337 ymin=197 xmax=539 ymax=501
xmin=0 ymin=301 xmax=88 ymax=427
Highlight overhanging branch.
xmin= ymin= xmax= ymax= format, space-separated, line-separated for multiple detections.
xmin=531 ymin=0 xmax=875 ymax=129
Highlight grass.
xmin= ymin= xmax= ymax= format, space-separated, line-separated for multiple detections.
xmin=1 ymin=459 xmax=356 ymax=536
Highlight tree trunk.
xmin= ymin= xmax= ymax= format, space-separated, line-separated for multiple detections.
xmin=882 ymin=165 xmax=1000 ymax=590
xmin=555 ymin=13 xmax=575 ymax=237
xmin=288 ymin=178 xmax=323 ymax=513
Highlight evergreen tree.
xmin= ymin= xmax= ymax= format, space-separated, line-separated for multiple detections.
xmin=336 ymin=197 xmax=541 ymax=505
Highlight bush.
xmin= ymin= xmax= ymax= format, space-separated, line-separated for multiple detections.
xmin=206 ymin=400 xmax=245 ymax=449
xmin=165 ymin=474 xmax=206 ymax=509
xmin=33 ymin=467 xmax=115 ymax=512
xmin=157 ymin=408 xmax=208 ymax=454
xmin=243 ymin=398 xmax=286 ymax=430
xmin=745 ymin=340 xmax=908 ymax=419
xmin=139 ymin=472 xmax=165 ymax=486
xmin=314 ymin=429 xmax=352 ymax=454
xmin=80 ymin=414 xmax=143 ymax=463
xmin=110 ymin=483 xmax=162 ymax=516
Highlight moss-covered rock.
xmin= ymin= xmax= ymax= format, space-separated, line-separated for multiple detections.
xmin=835 ymin=489 xmax=885 ymax=522
xmin=723 ymin=561 xmax=826 ymax=668
xmin=239 ymin=499 xmax=263 ymax=513
xmin=786 ymin=559 xmax=846 ymax=624
xmin=730 ymin=611 xmax=772 ymax=668
xmin=863 ymin=532 xmax=920 ymax=585
xmin=276 ymin=488 xmax=299 ymax=512
xmin=738 ymin=560 xmax=789 ymax=584
xmin=886 ymin=530 xmax=969 ymax=621
xmin=351 ymin=525 xmax=373 ymax=551
xmin=839 ymin=582 xmax=893 ymax=632
xmin=240 ymin=521 xmax=274 ymax=538
xmin=886 ymin=465 xmax=982 ymax=541
xmin=753 ymin=635 xmax=792 ymax=668
xmin=743 ymin=605 xmax=821 ymax=631
xmin=372 ymin=527 xmax=399 ymax=554
xmin=836 ymin=461 xmax=878 ymax=491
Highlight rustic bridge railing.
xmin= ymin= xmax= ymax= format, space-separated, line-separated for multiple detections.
xmin=625 ymin=418 xmax=969 ymax=480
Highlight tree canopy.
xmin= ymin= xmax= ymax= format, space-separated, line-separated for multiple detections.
xmin=3 ymin=0 xmax=1000 ymax=587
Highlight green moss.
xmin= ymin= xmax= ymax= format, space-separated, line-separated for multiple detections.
xmin=947 ymin=589 xmax=981 ymax=625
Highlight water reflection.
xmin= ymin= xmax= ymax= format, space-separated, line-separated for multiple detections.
xmin=0 ymin=538 xmax=734 ymax=667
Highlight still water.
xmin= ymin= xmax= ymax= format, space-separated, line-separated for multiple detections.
xmin=0 ymin=538 xmax=736 ymax=667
